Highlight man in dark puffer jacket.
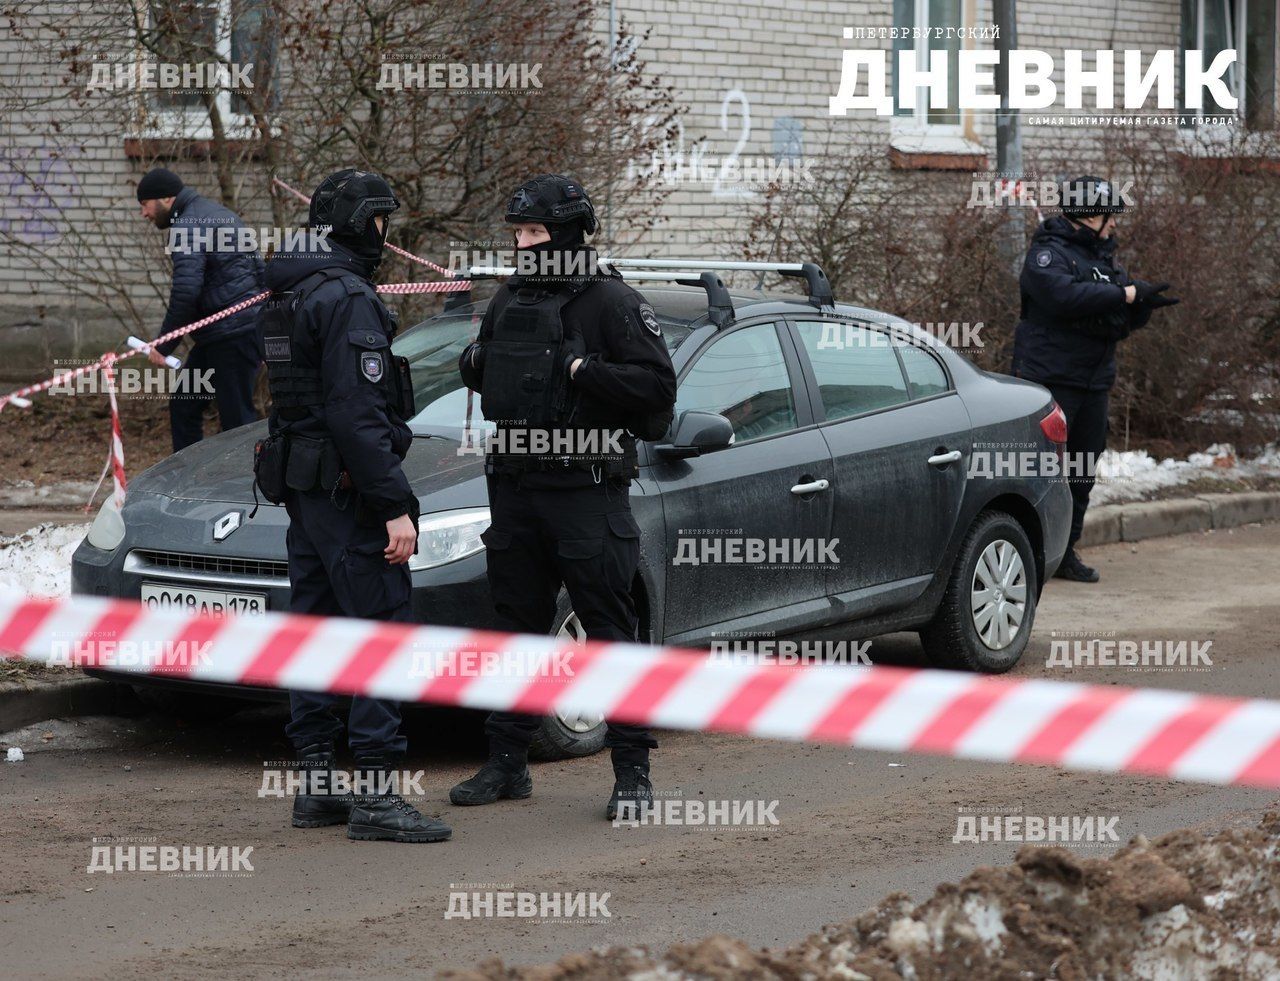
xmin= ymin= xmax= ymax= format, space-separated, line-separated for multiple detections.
xmin=137 ymin=167 xmax=264 ymax=451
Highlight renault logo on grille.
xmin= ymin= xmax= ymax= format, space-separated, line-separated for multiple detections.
xmin=212 ymin=511 xmax=242 ymax=542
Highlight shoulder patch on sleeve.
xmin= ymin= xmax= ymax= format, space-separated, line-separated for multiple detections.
xmin=1036 ymin=250 xmax=1053 ymax=268
xmin=637 ymin=301 xmax=662 ymax=336
xmin=360 ymin=351 xmax=384 ymax=383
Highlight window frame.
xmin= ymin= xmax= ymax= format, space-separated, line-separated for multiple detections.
xmin=784 ymin=316 xmax=956 ymax=427
xmin=1179 ymin=0 xmax=1280 ymax=136
xmin=891 ymin=0 xmax=967 ymax=141
xmin=141 ymin=0 xmax=271 ymax=141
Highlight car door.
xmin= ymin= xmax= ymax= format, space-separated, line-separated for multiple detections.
xmin=651 ymin=320 xmax=835 ymax=643
xmin=789 ymin=319 xmax=970 ymax=618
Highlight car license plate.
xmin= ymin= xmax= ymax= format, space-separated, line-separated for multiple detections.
xmin=140 ymin=583 xmax=267 ymax=617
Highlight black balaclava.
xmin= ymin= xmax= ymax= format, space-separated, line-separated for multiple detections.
xmin=516 ymin=220 xmax=586 ymax=287
xmin=332 ymin=216 xmax=390 ymax=278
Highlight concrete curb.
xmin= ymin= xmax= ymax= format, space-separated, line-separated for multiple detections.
xmin=0 ymin=677 xmax=129 ymax=735
xmin=1079 ymin=490 xmax=1280 ymax=548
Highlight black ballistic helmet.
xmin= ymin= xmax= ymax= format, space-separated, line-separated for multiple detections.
xmin=505 ymin=174 xmax=598 ymax=235
xmin=1060 ymin=175 xmax=1127 ymax=220
xmin=308 ymin=169 xmax=400 ymax=236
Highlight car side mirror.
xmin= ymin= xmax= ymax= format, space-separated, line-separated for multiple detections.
xmin=656 ymin=410 xmax=734 ymax=458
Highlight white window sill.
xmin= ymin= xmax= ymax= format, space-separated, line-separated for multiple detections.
xmin=889 ymin=131 xmax=986 ymax=157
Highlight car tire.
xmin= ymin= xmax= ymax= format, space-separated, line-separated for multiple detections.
xmin=131 ymin=684 xmax=249 ymax=721
xmin=528 ymin=592 xmax=609 ymax=761
xmin=920 ymin=510 xmax=1037 ymax=674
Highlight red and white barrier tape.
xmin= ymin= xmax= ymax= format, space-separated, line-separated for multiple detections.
xmin=271 ymin=177 xmax=455 ymax=277
xmin=2 ymin=590 xmax=1278 ymax=788
xmin=101 ymin=360 xmax=127 ymax=507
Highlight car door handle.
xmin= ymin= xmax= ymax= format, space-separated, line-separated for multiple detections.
xmin=790 ymin=478 xmax=830 ymax=495
xmin=927 ymin=450 xmax=962 ymax=466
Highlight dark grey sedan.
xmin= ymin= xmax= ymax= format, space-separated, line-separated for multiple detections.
xmin=73 ymin=265 xmax=1071 ymax=757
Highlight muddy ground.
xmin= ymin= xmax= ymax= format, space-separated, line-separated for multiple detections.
xmin=2 ymin=523 xmax=1279 ymax=979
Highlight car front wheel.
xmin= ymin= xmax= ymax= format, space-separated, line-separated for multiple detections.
xmin=920 ymin=510 xmax=1037 ymax=674
xmin=528 ymin=594 xmax=608 ymax=760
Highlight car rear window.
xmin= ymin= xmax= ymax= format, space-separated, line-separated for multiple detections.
xmin=795 ymin=321 xmax=909 ymax=421
xmin=897 ymin=343 xmax=950 ymax=399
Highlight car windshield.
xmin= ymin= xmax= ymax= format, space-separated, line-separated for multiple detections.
xmin=392 ymin=297 xmax=695 ymax=440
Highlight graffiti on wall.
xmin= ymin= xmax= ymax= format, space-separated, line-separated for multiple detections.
xmin=0 ymin=147 xmax=83 ymax=244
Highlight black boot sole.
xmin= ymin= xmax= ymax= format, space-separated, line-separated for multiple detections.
xmin=347 ymin=824 xmax=452 ymax=843
xmin=292 ymin=814 xmax=350 ymax=829
xmin=449 ymin=777 xmax=533 ymax=807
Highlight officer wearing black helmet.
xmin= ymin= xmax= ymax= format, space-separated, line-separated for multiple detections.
xmin=451 ymin=174 xmax=676 ymax=819
xmin=1012 ymin=175 xmax=1179 ymax=583
xmin=254 ymin=168 xmax=450 ymax=843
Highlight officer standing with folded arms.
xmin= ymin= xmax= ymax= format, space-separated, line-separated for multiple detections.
xmin=253 ymin=168 xmax=450 ymax=843
xmin=1012 ymin=175 xmax=1179 ymax=583
xmin=452 ymin=174 xmax=676 ymax=819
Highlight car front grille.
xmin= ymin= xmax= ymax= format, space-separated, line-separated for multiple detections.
xmin=129 ymin=549 xmax=289 ymax=582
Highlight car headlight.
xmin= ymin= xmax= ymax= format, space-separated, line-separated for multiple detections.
xmin=86 ymin=497 xmax=126 ymax=552
xmin=408 ymin=508 xmax=491 ymax=571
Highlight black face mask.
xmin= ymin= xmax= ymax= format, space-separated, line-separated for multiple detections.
xmin=513 ymin=223 xmax=586 ymax=283
xmin=332 ymin=217 xmax=389 ymax=278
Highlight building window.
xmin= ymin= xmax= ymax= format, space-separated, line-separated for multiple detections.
xmin=1181 ymin=0 xmax=1278 ymax=129
xmin=146 ymin=0 xmax=275 ymax=138
xmin=892 ymin=0 xmax=964 ymax=131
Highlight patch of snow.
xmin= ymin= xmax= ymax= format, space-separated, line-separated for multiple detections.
xmin=1092 ymin=443 xmax=1280 ymax=506
xmin=0 ymin=522 xmax=90 ymax=598
xmin=6 ymin=747 xmax=23 ymax=762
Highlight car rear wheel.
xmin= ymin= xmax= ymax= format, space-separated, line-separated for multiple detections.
xmin=920 ymin=510 xmax=1037 ymax=674
xmin=528 ymin=593 xmax=608 ymax=760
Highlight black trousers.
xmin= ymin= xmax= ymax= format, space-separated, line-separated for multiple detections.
xmin=169 ymin=332 xmax=262 ymax=452
xmin=481 ymin=472 xmax=657 ymax=766
xmin=1045 ymin=383 xmax=1110 ymax=548
xmin=283 ymin=487 xmax=411 ymax=756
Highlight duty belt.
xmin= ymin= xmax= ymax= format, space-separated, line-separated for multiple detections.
xmin=484 ymin=454 xmax=634 ymax=476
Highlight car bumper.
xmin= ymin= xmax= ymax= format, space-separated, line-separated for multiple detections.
xmin=72 ymin=493 xmax=497 ymax=695
xmin=1034 ymin=477 xmax=1072 ymax=581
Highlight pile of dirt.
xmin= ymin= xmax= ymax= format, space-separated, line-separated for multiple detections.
xmin=445 ymin=813 xmax=1280 ymax=980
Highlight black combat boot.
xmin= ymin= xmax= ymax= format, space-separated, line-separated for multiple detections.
xmin=1054 ymin=547 xmax=1100 ymax=583
xmin=606 ymin=761 xmax=653 ymax=822
xmin=347 ymin=754 xmax=452 ymax=843
xmin=291 ymin=742 xmax=354 ymax=829
xmin=448 ymin=751 xmax=533 ymax=806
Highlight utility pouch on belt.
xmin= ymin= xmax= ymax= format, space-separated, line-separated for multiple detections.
xmin=284 ymin=435 xmax=325 ymax=491
xmin=253 ymin=435 xmax=289 ymax=504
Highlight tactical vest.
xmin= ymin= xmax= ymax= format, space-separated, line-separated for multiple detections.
xmin=262 ymin=267 xmax=413 ymax=422
xmin=261 ymin=268 xmax=346 ymax=421
xmin=480 ymin=285 xmax=578 ymax=428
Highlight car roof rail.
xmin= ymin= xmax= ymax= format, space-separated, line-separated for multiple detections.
xmin=463 ymin=257 xmax=833 ymax=326
xmin=599 ymin=257 xmax=835 ymax=310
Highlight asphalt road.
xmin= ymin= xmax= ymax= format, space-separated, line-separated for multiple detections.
xmin=3 ymin=522 xmax=1279 ymax=979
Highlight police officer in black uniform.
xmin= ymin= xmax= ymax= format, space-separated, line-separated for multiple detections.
xmin=255 ymin=168 xmax=450 ymax=843
xmin=450 ymin=174 xmax=676 ymax=820
xmin=1012 ymin=176 xmax=1179 ymax=583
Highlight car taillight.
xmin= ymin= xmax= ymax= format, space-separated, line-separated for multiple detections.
xmin=1040 ymin=403 xmax=1068 ymax=444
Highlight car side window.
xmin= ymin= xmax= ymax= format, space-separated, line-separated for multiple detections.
xmin=676 ymin=322 xmax=798 ymax=442
xmin=794 ymin=321 xmax=909 ymax=421
xmin=896 ymin=342 xmax=951 ymax=399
